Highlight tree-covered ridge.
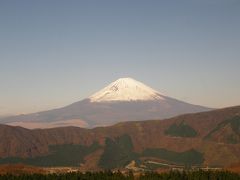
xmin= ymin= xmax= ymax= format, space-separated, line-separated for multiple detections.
xmin=99 ymin=134 xmax=138 ymax=169
xmin=98 ymin=134 xmax=204 ymax=169
xmin=204 ymin=116 xmax=240 ymax=144
xmin=164 ymin=121 xmax=198 ymax=137
xmin=142 ymin=148 xmax=204 ymax=166
xmin=1 ymin=106 xmax=240 ymax=168
xmin=0 ymin=134 xmax=205 ymax=168
xmin=139 ymin=170 xmax=240 ymax=180
xmin=230 ymin=116 xmax=240 ymax=134
xmin=0 ymin=170 xmax=239 ymax=180
xmin=0 ymin=142 xmax=100 ymax=167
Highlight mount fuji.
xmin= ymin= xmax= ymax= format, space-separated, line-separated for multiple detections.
xmin=0 ymin=78 xmax=212 ymax=129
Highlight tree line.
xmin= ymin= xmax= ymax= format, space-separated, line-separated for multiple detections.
xmin=0 ymin=170 xmax=239 ymax=180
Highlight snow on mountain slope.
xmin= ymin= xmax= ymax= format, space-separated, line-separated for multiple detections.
xmin=0 ymin=77 xmax=213 ymax=129
xmin=89 ymin=78 xmax=165 ymax=102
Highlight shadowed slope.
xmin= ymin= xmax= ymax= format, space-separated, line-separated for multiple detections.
xmin=0 ymin=106 xmax=239 ymax=167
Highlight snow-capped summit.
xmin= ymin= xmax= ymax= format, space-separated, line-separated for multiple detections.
xmin=89 ymin=77 xmax=165 ymax=102
xmin=1 ymin=77 xmax=212 ymax=129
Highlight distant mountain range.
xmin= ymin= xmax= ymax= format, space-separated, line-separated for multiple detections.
xmin=0 ymin=106 xmax=239 ymax=170
xmin=0 ymin=78 xmax=211 ymax=129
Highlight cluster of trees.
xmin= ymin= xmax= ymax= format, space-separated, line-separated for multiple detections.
xmin=99 ymin=135 xmax=138 ymax=169
xmin=164 ymin=121 xmax=198 ymax=138
xmin=142 ymin=148 xmax=204 ymax=166
xmin=0 ymin=171 xmax=129 ymax=180
xmin=0 ymin=170 xmax=239 ymax=180
xmin=0 ymin=143 xmax=100 ymax=167
xmin=139 ymin=170 xmax=240 ymax=180
xmin=204 ymin=116 xmax=240 ymax=144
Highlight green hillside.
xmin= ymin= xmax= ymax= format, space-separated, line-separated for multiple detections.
xmin=99 ymin=134 xmax=138 ymax=169
xmin=142 ymin=148 xmax=204 ymax=166
xmin=165 ymin=121 xmax=198 ymax=137
xmin=0 ymin=142 xmax=100 ymax=167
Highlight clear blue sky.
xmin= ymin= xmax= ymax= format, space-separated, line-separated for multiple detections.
xmin=0 ymin=0 xmax=240 ymax=115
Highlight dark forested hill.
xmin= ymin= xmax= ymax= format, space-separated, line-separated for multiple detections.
xmin=0 ymin=106 xmax=240 ymax=169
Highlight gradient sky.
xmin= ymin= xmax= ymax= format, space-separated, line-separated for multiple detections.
xmin=0 ymin=0 xmax=240 ymax=115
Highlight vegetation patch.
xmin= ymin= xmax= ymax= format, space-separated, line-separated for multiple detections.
xmin=141 ymin=148 xmax=204 ymax=166
xmin=165 ymin=121 xmax=197 ymax=137
xmin=99 ymin=134 xmax=139 ymax=169
xmin=139 ymin=170 xmax=240 ymax=180
xmin=204 ymin=116 xmax=240 ymax=144
xmin=143 ymin=162 xmax=169 ymax=170
xmin=0 ymin=170 xmax=239 ymax=180
xmin=0 ymin=142 xmax=100 ymax=167
xmin=229 ymin=116 xmax=240 ymax=134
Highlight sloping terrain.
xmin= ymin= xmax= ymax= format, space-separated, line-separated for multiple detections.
xmin=0 ymin=106 xmax=239 ymax=169
xmin=0 ymin=78 xmax=211 ymax=128
xmin=204 ymin=116 xmax=240 ymax=144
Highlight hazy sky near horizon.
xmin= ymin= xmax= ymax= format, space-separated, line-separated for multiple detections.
xmin=0 ymin=0 xmax=240 ymax=115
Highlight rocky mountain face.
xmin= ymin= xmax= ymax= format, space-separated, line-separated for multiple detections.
xmin=0 ymin=106 xmax=239 ymax=169
xmin=0 ymin=78 xmax=211 ymax=129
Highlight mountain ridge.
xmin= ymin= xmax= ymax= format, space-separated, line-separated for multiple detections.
xmin=0 ymin=105 xmax=239 ymax=168
xmin=0 ymin=78 xmax=212 ymax=129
